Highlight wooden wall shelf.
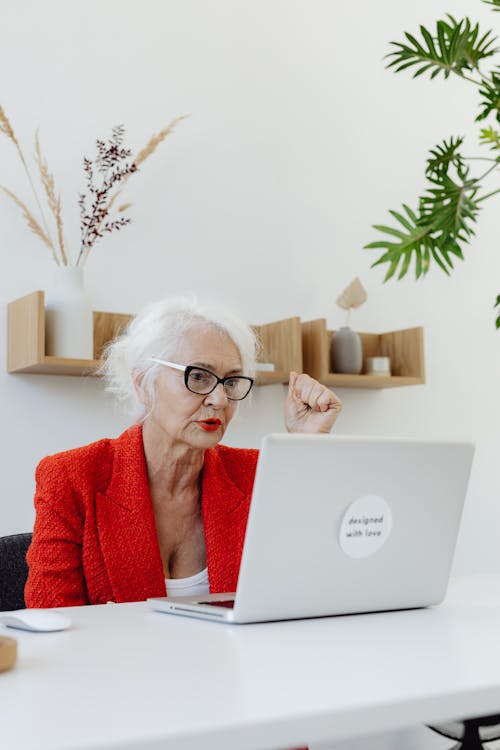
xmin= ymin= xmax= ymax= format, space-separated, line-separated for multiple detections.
xmin=301 ymin=319 xmax=425 ymax=389
xmin=7 ymin=291 xmax=132 ymax=376
xmin=7 ymin=292 xmax=302 ymax=385
xmin=7 ymin=294 xmax=425 ymax=388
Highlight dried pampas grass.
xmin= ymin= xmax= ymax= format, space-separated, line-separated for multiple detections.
xmin=35 ymin=130 xmax=68 ymax=265
xmin=0 ymin=186 xmax=58 ymax=260
xmin=0 ymin=106 xmax=17 ymax=145
xmin=0 ymin=106 xmax=59 ymax=260
xmin=134 ymin=115 xmax=188 ymax=167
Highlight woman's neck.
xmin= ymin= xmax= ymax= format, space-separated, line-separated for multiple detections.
xmin=142 ymin=420 xmax=205 ymax=501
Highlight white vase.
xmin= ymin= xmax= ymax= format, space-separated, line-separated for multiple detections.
xmin=45 ymin=266 xmax=94 ymax=359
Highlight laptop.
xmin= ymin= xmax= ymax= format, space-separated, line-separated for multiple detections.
xmin=148 ymin=433 xmax=474 ymax=624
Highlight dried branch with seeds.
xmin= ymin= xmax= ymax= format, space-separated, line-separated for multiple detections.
xmin=0 ymin=105 xmax=187 ymax=266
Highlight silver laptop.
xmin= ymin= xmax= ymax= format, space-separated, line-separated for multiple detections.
xmin=148 ymin=433 xmax=474 ymax=624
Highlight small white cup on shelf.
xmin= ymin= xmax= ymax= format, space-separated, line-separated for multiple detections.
xmin=255 ymin=362 xmax=275 ymax=372
xmin=364 ymin=356 xmax=391 ymax=376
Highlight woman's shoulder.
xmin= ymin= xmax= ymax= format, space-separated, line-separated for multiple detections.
xmin=37 ymin=436 xmax=113 ymax=467
xmin=35 ymin=425 xmax=141 ymax=489
xmin=36 ymin=436 xmax=114 ymax=488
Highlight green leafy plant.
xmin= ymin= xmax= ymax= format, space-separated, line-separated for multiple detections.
xmin=365 ymin=0 xmax=500 ymax=328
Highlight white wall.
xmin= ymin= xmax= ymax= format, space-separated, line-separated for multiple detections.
xmin=1 ymin=0 xmax=499 ymax=574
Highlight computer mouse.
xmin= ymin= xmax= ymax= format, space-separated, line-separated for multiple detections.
xmin=0 ymin=609 xmax=71 ymax=632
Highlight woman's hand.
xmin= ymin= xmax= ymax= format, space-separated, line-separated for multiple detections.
xmin=285 ymin=372 xmax=342 ymax=434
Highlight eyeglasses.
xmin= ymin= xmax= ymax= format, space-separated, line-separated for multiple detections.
xmin=149 ymin=358 xmax=254 ymax=401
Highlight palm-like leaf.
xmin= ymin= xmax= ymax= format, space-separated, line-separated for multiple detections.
xmin=386 ymin=16 xmax=498 ymax=80
xmin=422 ymin=147 xmax=479 ymax=238
xmin=426 ymin=136 xmax=465 ymax=175
xmin=480 ymin=125 xmax=500 ymax=149
xmin=420 ymin=173 xmax=479 ymax=239
xmin=365 ymin=205 xmax=434 ymax=281
xmin=365 ymin=140 xmax=482 ymax=281
xmin=483 ymin=0 xmax=500 ymax=11
xmin=477 ymin=69 xmax=500 ymax=121
xmin=365 ymin=205 xmax=471 ymax=281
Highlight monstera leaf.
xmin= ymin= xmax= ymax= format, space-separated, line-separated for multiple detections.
xmin=386 ymin=16 xmax=498 ymax=80
xmin=365 ymin=138 xmax=482 ymax=281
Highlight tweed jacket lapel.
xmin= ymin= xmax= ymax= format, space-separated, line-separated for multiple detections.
xmin=95 ymin=425 xmax=166 ymax=603
xmin=201 ymin=447 xmax=252 ymax=594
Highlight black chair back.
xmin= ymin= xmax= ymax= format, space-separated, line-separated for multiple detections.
xmin=0 ymin=533 xmax=32 ymax=611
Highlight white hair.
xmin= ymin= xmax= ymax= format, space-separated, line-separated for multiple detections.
xmin=100 ymin=296 xmax=258 ymax=420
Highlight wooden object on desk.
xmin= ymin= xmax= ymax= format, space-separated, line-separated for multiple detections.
xmin=0 ymin=636 xmax=17 ymax=672
xmin=302 ymin=318 xmax=425 ymax=388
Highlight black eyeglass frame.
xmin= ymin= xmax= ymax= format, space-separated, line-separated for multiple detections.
xmin=148 ymin=358 xmax=254 ymax=401
xmin=183 ymin=365 xmax=254 ymax=401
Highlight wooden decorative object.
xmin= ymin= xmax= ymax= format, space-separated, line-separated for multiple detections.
xmin=7 ymin=291 xmax=46 ymax=373
xmin=336 ymin=277 xmax=368 ymax=314
xmin=7 ymin=294 xmax=304 ymax=386
xmin=252 ymin=317 xmax=303 ymax=385
xmin=0 ymin=636 xmax=17 ymax=672
xmin=302 ymin=319 xmax=425 ymax=389
xmin=93 ymin=311 xmax=132 ymax=360
xmin=7 ymin=291 xmax=131 ymax=376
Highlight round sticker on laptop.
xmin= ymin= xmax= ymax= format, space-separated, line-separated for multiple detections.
xmin=339 ymin=494 xmax=392 ymax=558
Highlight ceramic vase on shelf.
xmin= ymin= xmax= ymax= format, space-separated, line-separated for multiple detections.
xmin=44 ymin=265 xmax=94 ymax=359
xmin=330 ymin=326 xmax=363 ymax=374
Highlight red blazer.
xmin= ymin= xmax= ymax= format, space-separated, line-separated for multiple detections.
xmin=25 ymin=424 xmax=259 ymax=608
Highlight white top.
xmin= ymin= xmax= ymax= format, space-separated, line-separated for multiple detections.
xmin=165 ymin=567 xmax=209 ymax=597
xmin=2 ymin=574 xmax=500 ymax=750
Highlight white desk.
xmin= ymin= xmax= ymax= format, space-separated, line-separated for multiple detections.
xmin=2 ymin=575 xmax=500 ymax=750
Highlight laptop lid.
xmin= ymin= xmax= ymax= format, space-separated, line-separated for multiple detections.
xmin=150 ymin=434 xmax=474 ymax=624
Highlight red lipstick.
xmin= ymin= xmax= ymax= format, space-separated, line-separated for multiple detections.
xmin=197 ymin=419 xmax=222 ymax=432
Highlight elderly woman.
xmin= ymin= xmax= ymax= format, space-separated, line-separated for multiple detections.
xmin=25 ymin=297 xmax=342 ymax=608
